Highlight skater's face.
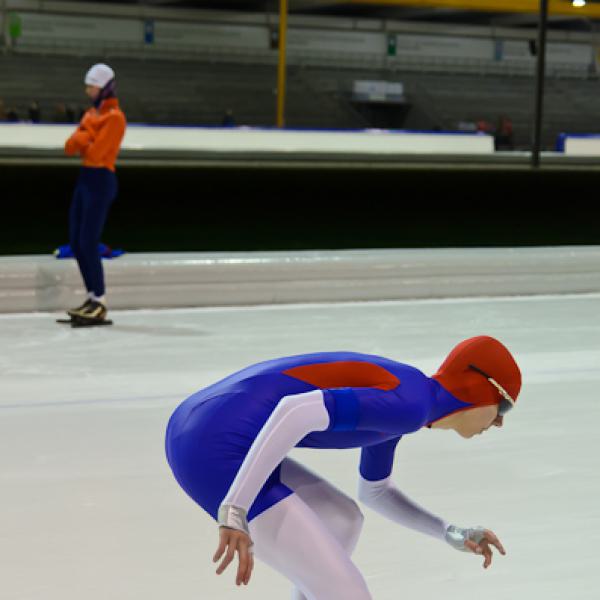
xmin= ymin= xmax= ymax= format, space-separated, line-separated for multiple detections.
xmin=454 ymin=405 xmax=503 ymax=439
xmin=85 ymin=85 xmax=101 ymax=101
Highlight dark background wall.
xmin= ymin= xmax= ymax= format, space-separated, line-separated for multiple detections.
xmin=2 ymin=164 xmax=599 ymax=255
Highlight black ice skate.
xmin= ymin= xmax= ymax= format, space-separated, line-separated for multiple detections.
xmin=62 ymin=301 xmax=113 ymax=328
xmin=66 ymin=298 xmax=93 ymax=318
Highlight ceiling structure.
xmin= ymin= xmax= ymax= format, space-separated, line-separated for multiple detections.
xmin=57 ymin=0 xmax=600 ymax=30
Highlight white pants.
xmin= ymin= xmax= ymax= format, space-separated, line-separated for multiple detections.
xmin=249 ymin=458 xmax=372 ymax=600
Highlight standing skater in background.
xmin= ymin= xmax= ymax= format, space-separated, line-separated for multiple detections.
xmin=63 ymin=63 xmax=126 ymax=327
xmin=166 ymin=335 xmax=521 ymax=599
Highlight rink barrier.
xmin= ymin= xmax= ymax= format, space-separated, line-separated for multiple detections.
xmin=556 ymin=133 xmax=600 ymax=155
xmin=0 ymin=123 xmax=494 ymax=156
xmin=0 ymin=246 xmax=599 ymax=313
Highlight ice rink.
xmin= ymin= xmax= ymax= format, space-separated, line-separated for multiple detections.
xmin=1 ymin=293 xmax=599 ymax=600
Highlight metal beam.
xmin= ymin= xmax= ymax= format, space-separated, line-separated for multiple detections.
xmin=277 ymin=0 xmax=288 ymax=128
xmin=347 ymin=0 xmax=600 ymax=18
xmin=532 ymin=0 xmax=548 ymax=168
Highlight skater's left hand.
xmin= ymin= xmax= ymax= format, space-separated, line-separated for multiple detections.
xmin=463 ymin=528 xmax=506 ymax=569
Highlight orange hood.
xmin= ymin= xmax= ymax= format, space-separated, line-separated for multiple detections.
xmin=432 ymin=336 xmax=521 ymax=410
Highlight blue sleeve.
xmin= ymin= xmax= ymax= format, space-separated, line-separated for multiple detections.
xmin=359 ymin=437 xmax=402 ymax=481
xmin=322 ymin=388 xmax=360 ymax=431
xmin=323 ymin=383 xmax=430 ymax=435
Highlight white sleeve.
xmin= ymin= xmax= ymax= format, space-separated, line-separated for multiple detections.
xmin=357 ymin=474 xmax=449 ymax=541
xmin=221 ymin=389 xmax=330 ymax=513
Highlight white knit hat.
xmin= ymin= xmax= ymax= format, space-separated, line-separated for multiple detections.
xmin=84 ymin=63 xmax=115 ymax=88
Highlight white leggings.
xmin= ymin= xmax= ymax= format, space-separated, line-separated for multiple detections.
xmin=248 ymin=458 xmax=372 ymax=600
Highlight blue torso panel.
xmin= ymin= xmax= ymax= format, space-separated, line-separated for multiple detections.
xmin=168 ymin=351 xmax=469 ymax=482
xmin=165 ymin=351 xmax=474 ymax=520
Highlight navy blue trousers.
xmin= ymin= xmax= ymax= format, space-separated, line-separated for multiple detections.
xmin=69 ymin=167 xmax=117 ymax=297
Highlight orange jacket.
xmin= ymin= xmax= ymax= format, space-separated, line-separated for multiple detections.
xmin=65 ymin=98 xmax=126 ymax=172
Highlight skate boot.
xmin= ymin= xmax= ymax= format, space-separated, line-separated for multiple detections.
xmin=57 ymin=298 xmax=93 ymax=324
xmin=66 ymin=298 xmax=93 ymax=318
xmin=70 ymin=300 xmax=113 ymax=328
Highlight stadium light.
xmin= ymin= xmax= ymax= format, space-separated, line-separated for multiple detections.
xmin=572 ymin=0 xmax=586 ymax=7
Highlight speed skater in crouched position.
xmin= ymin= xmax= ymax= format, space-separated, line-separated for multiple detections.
xmin=63 ymin=63 xmax=126 ymax=327
xmin=165 ymin=335 xmax=521 ymax=599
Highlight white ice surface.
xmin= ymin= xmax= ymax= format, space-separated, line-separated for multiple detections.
xmin=1 ymin=294 xmax=599 ymax=600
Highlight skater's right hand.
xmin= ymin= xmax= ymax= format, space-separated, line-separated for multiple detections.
xmin=213 ymin=526 xmax=254 ymax=586
xmin=463 ymin=528 xmax=506 ymax=569
xmin=445 ymin=525 xmax=506 ymax=569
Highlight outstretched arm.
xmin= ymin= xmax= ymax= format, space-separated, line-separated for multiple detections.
xmin=357 ymin=442 xmax=506 ymax=568
xmin=357 ymin=475 xmax=506 ymax=567
xmin=358 ymin=439 xmax=447 ymax=539
xmin=357 ymin=474 xmax=448 ymax=540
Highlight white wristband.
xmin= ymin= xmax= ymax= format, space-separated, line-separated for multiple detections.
xmin=218 ymin=504 xmax=250 ymax=537
xmin=445 ymin=525 xmax=486 ymax=552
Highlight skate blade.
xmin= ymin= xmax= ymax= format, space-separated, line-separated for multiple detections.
xmin=56 ymin=318 xmax=73 ymax=324
xmin=70 ymin=317 xmax=113 ymax=328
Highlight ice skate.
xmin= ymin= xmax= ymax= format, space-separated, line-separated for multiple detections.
xmin=60 ymin=298 xmax=93 ymax=320
xmin=56 ymin=298 xmax=93 ymax=324
xmin=69 ymin=300 xmax=113 ymax=328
